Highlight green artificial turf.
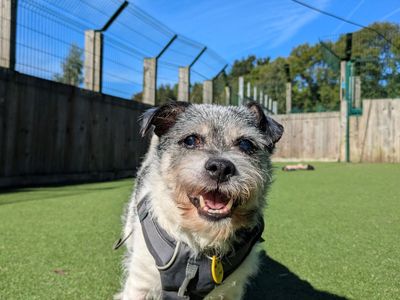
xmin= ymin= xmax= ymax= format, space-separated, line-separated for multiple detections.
xmin=0 ymin=163 xmax=399 ymax=299
xmin=261 ymin=163 xmax=400 ymax=300
xmin=0 ymin=180 xmax=133 ymax=300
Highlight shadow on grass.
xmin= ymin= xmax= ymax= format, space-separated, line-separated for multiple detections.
xmin=244 ymin=251 xmax=348 ymax=300
xmin=0 ymin=186 xmax=125 ymax=206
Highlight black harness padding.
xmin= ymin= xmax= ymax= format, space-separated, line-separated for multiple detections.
xmin=137 ymin=196 xmax=264 ymax=300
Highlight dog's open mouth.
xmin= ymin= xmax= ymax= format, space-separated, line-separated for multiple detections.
xmin=189 ymin=191 xmax=234 ymax=221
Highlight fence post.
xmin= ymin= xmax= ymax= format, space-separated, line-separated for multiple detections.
xmin=268 ymin=97 xmax=273 ymax=111
xmin=253 ymin=86 xmax=257 ymax=101
xmin=247 ymin=82 xmax=251 ymax=98
xmin=286 ymin=82 xmax=292 ymax=114
xmin=340 ymin=60 xmax=346 ymax=102
xmin=143 ymin=35 xmax=177 ymax=106
xmin=238 ymin=76 xmax=244 ymax=106
xmin=339 ymin=60 xmax=349 ymax=162
xmin=264 ymin=94 xmax=269 ymax=114
xmin=0 ymin=0 xmax=17 ymax=69
xmin=259 ymin=91 xmax=263 ymax=106
xmin=340 ymin=98 xmax=348 ymax=162
xmin=84 ymin=30 xmax=103 ymax=92
xmin=225 ymin=86 xmax=231 ymax=106
xmin=354 ymin=76 xmax=361 ymax=108
xmin=142 ymin=58 xmax=157 ymax=105
xmin=178 ymin=66 xmax=190 ymax=102
xmin=272 ymin=101 xmax=278 ymax=114
xmin=203 ymin=80 xmax=213 ymax=104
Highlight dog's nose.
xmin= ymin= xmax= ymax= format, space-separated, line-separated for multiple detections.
xmin=205 ymin=158 xmax=236 ymax=182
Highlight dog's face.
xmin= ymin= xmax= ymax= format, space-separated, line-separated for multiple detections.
xmin=141 ymin=102 xmax=283 ymax=244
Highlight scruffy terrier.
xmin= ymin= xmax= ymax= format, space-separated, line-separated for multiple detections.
xmin=115 ymin=101 xmax=283 ymax=300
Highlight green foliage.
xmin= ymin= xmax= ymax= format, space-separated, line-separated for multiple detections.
xmin=350 ymin=22 xmax=400 ymax=99
xmin=190 ymin=82 xmax=203 ymax=104
xmin=156 ymin=84 xmax=177 ymax=105
xmin=225 ymin=22 xmax=399 ymax=113
xmin=230 ymin=55 xmax=257 ymax=77
xmin=53 ymin=44 xmax=83 ymax=86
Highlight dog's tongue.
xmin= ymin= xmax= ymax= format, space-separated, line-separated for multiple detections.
xmin=204 ymin=192 xmax=227 ymax=209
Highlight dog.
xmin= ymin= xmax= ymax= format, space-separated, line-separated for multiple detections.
xmin=115 ymin=101 xmax=283 ymax=300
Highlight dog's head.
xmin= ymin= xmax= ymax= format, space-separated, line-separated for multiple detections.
xmin=141 ymin=101 xmax=283 ymax=246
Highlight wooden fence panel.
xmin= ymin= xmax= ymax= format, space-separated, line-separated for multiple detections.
xmin=273 ymin=112 xmax=341 ymax=161
xmin=350 ymin=99 xmax=400 ymax=163
xmin=0 ymin=69 xmax=150 ymax=187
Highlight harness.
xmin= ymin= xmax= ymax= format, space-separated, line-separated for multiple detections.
xmin=117 ymin=196 xmax=264 ymax=300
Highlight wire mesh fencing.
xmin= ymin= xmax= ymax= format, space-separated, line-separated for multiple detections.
xmin=4 ymin=0 xmax=228 ymax=101
xmin=321 ymin=25 xmax=400 ymax=103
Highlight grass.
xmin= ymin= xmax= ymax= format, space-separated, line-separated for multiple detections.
xmin=0 ymin=180 xmax=132 ymax=300
xmin=0 ymin=163 xmax=399 ymax=299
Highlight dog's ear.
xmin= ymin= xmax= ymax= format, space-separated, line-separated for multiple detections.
xmin=140 ymin=101 xmax=190 ymax=137
xmin=246 ymin=101 xmax=284 ymax=149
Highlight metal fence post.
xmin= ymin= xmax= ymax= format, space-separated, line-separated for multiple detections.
xmin=225 ymin=86 xmax=231 ymax=106
xmin=272 ymin=101 xmax=278 ymax=114
xmin=286 ymin=82 xmax=292 ymax=114
xmin=268 ymin=97 xmax=273 ymax=111
xmin=238 ymin=76 xmax=244 ymax=106
xmin=354 ymin=76 xmax=361 ymax=108
xmin=264 ymin=94 xmax=269 ymax=114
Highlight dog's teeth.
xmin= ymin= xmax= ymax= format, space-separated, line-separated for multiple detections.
xmin=199 ymin=195 xmax=206 ymax=208
xmin=203 ymin=206 xmax=209 ymax=211
xmin=225 ymin=199 xmax=233 ymax=210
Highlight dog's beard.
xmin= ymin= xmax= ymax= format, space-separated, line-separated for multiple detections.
xmin=169 ymin=174 xmax=264 ymax=249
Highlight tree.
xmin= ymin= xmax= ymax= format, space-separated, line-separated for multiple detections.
xmin=190 ymin=83 xmax=203 ymax=103
xmin=157 ymin=84 xmax=177 ymax=104
xmin=54 ymin=44 xmax=84 ymax=86
xmin=230 ymin=55 xmax=257 ymax=77
xmin=225 ymin=21 xmax=399 ymax=113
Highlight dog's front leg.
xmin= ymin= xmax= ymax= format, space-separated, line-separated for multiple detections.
xmin=118 ymin=224 xmax=162 ymax=300
xmin=205 ymin=244 xmax=262 ymax=300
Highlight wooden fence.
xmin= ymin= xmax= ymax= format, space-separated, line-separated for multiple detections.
xmin=272 ymin=99 xmax=400 ymax=163
xmin=349 ymin=99 xmax=400 ymax=163
xmin=0 ymin=69 xmax=150 ymax=187
xmin=273 ymin=112 xmax=341 ymax=161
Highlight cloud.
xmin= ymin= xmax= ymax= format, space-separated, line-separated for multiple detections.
xmin=223 ymin=0 xmax=333 ymax=58
xmin=380 ymin=6 xmax=400 ymax=21
xmin=332 ymin=0 xmax=365 ymax=34
xmin=130 ymin=0 xmax=334 ymax=61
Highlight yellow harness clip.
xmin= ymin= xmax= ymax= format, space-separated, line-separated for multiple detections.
xmin=211 ymin=255 xmax=224 ymax=284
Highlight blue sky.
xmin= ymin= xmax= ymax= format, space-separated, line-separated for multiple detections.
xmin=135 ymin=0 xmax=400 ymax=61
xmin=15 ymin=0 xmax=400 ymax=99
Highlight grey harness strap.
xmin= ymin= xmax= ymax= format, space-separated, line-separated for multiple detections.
xmin=137 ymin=196 xmax=264 ymax=300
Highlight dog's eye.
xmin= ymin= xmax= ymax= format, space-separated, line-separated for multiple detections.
xmin=238 ymin=139 xmax=255 ymax=153
xmin=182 ymin=135 xmax=201 ymax=149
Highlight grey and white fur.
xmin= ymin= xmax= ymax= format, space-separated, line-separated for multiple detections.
xmin=116 ymin=101 xmax=284 ymax=300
